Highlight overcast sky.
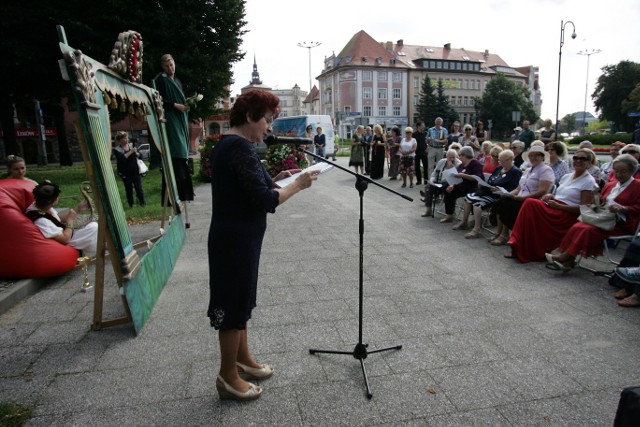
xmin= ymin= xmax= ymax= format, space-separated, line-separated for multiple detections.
xmin=230 ymin=0 xmax=640 ymax=122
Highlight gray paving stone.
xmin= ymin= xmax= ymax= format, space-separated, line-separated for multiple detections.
xmin=0 ymin=157 xmax=637 ymax=425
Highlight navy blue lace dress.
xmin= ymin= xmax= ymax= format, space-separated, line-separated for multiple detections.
xmin=207 ymin=134 xmax=280 ymax=330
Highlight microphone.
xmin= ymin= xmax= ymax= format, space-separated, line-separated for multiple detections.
xmin=263 ymin=135 xmax=313 ymax=146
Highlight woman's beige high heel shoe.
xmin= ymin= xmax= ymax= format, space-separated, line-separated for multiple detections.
xmin=216 ymin=375 xmax=262 ymax=401
xmin=236 ymin=362 xmax=274 ymax=380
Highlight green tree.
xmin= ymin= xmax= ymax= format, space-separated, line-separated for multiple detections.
xmin=558 ymin=113 xmax=577 ymax=134
xmin=435 ymin=79 xmax=459 ymax=129
xmin=0 ymin=0 xmax=246 ymax=157
xmin=474 ymin=73 xmax=538 ymax=139
xmin=621 ymin=83 xmax=640 ymax=119
xmin=417 ymin=74 xmax=438 ymax=126
xmin=592 ymin=61 xmax=640 ymax=132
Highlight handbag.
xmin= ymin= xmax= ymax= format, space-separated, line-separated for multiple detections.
xmin=137 ymin=158 xmax=148 ymax=175
xmin=578 ymin=204 xmax=616 ymax=231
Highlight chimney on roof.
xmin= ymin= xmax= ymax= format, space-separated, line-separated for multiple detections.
xmin=444 ymin=43 xmax=451 ymax=50
xmin=385 ymin=41 xmax=392 ymax=50
xmin=397 ymin=39 xmax=403 ymax=47
xmin=484 ymin=49 xmax=489 ymax=57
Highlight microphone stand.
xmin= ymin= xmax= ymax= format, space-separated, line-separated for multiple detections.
xmin=301 ymin=146 xmax=411 ymax=399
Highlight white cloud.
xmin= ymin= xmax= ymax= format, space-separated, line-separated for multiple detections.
xmin=232 ymin=0 xmax=640 ymax=121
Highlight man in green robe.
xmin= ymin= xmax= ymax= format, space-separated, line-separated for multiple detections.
xmin=153 ymin=54 xmax=194 ymax=202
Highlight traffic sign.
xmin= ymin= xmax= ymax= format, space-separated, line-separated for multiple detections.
xmin=627 ymin=112 xmax=640 ymax=117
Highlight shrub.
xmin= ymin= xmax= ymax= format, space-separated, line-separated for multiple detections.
xmin=265 ymin=144 xmax=308 ymax=177
xmin=570 ymin=133 xmax=632 ymax=146
xmin=197 ymin=134 xmax=221 ymax=182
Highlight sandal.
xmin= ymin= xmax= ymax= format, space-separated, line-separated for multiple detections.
xmin=503 ymin=252 xmax=517 ymax=259
xmin=490 ymin=236 xmax=508 ymax=246
xmin=464 ymin=230 xmax=480 ymax=239
xmin=545 ymin=262 xmax=562 ymax=271
xmin=614 ymin=288 xmax=632 ymax=300
xmin=452 ymin=222 xmax=468 ymax=230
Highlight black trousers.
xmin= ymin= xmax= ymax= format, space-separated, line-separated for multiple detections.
xmin=414 ymin=155 xmax=428 ymax=184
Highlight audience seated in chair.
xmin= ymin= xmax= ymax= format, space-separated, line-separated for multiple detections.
xmin=506 ymin=148 xmax=598 ymax=263
xmin=453 ymin=149 xmax=522 ymax=239
xmin=488 ymin=145 xmax=554 ymax=246
xmin=545 ymin=154 xmax=640 ymax=272
xmin=421 ymin=145 xmax=461 ymax=217
xmin=440 ymin=146 xmax=483 ymax=223
xmin=610 ymin=239 xmax=640 ymax=308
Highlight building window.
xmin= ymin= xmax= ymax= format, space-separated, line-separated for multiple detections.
xmin=280 ymin=111 xmax=288 ymax=117
xmin=483 ymin=81 xmax=488 ymax=90
xmin=456 ymin=62 xmax=462 ymax=70
xmin=363 ymin=106 xmax=372 ymax=116
xmin=378 ymin=88 xmax=387 ymax=99
xmin=463 ymin=80 xmax=468 ymax=89
xmin=363 ymin=70 xmax=372 ymax=81
xmin=463 ymin=114 xmax=468 ymax=124
xmin=436 ymin=61 xmax=442 ymax=69
xmin=463 ymin=97 xmax=468 ymax=106
xmin=326 ymin=90 xmax=332 ymax=103
xmin=378 ymin=106 xmax=386 ymax=116
xmin=363 ymin=87 xmax=372 ymax=99
xmin=443 ymin=62 xmax=449 ymax=70
xmin=413 ymin=95 xmax=419 ymax=106
xmin=392 ymin=88 xmax=401 ymax=99
xmin=429 ymin=60 xmax=436 ymax=68
xmin=458 ymin=96 xmax=462 ymax=106
xmin=377 ymin=72 xmax=387 ymax=81
xmin=413 ymin=76 xmax=420 ymax=88
xmin=413 ymin=113 xmax=419 ymax=124
xmin=393 ymin=106 xmax=401 ymax=116
xmin=470 ymin=98 xmax=474 ymax=106
xmin=393 ymin=72 xmax=401 ymax=82
xmin=344 ymin=106 xmax=351 ymax=114
xmin=474 ymin=80 xmax=480 ymax=90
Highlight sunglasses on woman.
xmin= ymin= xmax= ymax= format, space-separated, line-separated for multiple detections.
xmin=572 ymin=156 xmax=589 ymax=162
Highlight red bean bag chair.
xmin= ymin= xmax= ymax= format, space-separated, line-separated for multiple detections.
xmin=0 ymin=179 xmax=79 ymax=278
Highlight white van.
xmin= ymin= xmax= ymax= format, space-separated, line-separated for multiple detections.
xmin=266 ymin=115 xmax=335 ymax=159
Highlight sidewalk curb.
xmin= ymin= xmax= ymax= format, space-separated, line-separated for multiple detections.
xmin=0 ymin=278 xmax=51 ymax=316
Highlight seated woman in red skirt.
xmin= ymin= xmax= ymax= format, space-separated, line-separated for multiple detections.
xmin=506 ymin=148 xmax=598 ymax=262
xmin=546 ymin=154 xmax=640 ymax=270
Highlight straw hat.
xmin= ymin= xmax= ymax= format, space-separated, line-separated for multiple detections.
xmin=525 ymin=145 xmax=550 ymax=164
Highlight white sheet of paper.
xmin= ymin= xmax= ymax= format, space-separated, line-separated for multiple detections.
xmin=443 ymin=168 xmax=462 ymax=185
xmin=274 ymin=162 xmax=334 ymax=188
xmin=474 ymin=175 xmax=491 ymax=187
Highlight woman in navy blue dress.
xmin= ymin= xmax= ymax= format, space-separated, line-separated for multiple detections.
xmin=208 ymin=90 xmax=317 ymax=401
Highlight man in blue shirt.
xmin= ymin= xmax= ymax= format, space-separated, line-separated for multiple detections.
xmin=426 ymin=117 xmax=448 ymax=178
xmin=313 ymin=126 xmax=326 ymax=163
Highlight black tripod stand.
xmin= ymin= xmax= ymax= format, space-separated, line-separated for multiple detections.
xmin=304 ymin=149 xmax=412 ymax=398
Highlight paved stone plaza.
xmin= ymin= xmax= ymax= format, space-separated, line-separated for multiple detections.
xmin=1 ymin=157 xmax=638 ymax=425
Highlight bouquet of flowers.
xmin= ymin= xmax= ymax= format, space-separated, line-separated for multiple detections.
xmin=265 ymin=144 xmax=308 ymax=178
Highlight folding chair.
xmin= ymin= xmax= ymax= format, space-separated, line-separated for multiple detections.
xmin=577 ymin=222 xmax=640 ymax=275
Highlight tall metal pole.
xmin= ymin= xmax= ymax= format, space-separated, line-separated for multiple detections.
xmin=297 ymin=41 xmax=321 ymax=93
xmin=577 ymin=48 xmax=601 ymax=134
xmin=555 ymin=20 xmax=576 ymax=134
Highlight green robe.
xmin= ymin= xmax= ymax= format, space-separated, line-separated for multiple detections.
xmin=153 ymin=73 xmax=189 ymax=159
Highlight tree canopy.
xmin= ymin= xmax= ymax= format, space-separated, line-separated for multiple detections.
xmin=417 ymin=74 xmax=438 ymax=126
xmin=592 ymin=61 xmax=640 ymax=132
xmin=0 ymin=0 xmax=247 ymax=120
xmin=474 ymin=73 xmax=538 ymax=139
xmin=434 ymin=79 xmax=459 ymax=129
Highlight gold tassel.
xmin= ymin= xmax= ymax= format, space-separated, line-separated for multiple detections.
xmin=120 ymin=99 xmax=127 ymax=113
xmin=103 ymin=92 xmax=111 ymax=105
xmin=110 ymin=97 xmax=118 ymax=109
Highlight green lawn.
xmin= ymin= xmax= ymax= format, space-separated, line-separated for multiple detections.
xmin=25 ymin=159 xmax=204 ymax=224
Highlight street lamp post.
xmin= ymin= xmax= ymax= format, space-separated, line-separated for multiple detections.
xmin=297 ymin=41 xmax=321 ymax=94
xmin=577 ymin=48 xmax=601 ymax=134
xmin=555 ymin=20 xmax=577 ymax=134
